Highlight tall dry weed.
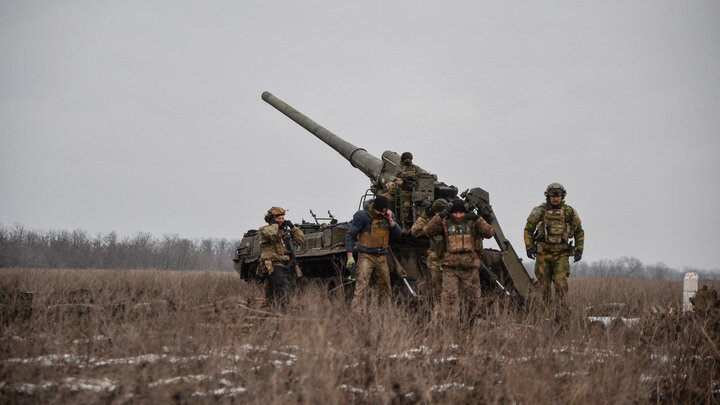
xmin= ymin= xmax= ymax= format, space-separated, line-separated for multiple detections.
xmin=0 ymin=269 xmax=718 ymax=403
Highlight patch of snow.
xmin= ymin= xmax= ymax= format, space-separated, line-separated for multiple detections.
xmin=192 ymin=386 xmax=246 ymax=397
xmin=389 ymin=346 xmax=431 ymax=360
xmin=430 ymin=382 xmax=475 ymax=392
xmin=148 ymin=374 xmax=208 ymax=387
xmin=587 ymin=316 xmax=639 ymax=326
xmin=4 ymin=378 xmax=117 ymax=394
xmin=431 ymin=357 xmax=459 ymax=364
xmin=554 ymin=371 xmax=590 ymax=378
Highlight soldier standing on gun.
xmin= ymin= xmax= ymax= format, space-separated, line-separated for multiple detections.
xmin=411 ymin=198 xmax=448 ymax=304
xmin=384 ymin=152 xmax=427 ymax=224
xmin=258 ymin=207 xmax=305 ymax=307
xmin=345 ymin=195 xmax=402 ymax=309
xmin=524 ymin=183 xmax=584 ymax=309
xmin=424 ymin=199 xmax=495 ymax=321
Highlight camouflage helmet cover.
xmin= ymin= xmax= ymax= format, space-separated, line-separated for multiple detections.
xmin=432 ymin=198 xmax=448 ymax=212
xmin=400 ymin=152 xmax=413 ymax=161
xmin=544 ymin=183 xmax=567 ymax=198
xmin=266 ymin=206 xmax=286 ymax=217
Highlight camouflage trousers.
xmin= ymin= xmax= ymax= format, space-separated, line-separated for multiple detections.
xmin=352 ymin=252 xmax=392 ymax=309
xmin=427 ymin=254 xmax=443 ymax=304
xmin=534 ymin=251 xmax=571 ymax=306
xmin=399 ymin=191 xmax=413 ymax=223
xmin=441 ymin=265 xmax=482 ymax=320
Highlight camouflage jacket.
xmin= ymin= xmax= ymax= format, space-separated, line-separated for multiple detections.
xmin=411 ymin=213 xmax=444 ymax=261
xmin=424 ymin=214 xmax=494 ymax=268
xmin=524 ymin=202 xmax=584 ymax=253
xmin=410 ymin=213 xmax=430 ymax=238
xmin=259 ymin=224 xmax=305 ymax=263
xmin=394 ymin=163 xmax=426 ymax=180
xmin=384 ymin=163 xmax=427 ymax=198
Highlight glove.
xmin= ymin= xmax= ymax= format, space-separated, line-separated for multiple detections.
xmin=526 ymin=247 xmax=536 ymax=259
xmin=574 ymin=249 xmax=583 ymax=262
xmin=438 ymin=210 xmax=448 ymax=219
xmin=264 ymin=215 xmax=276 ymax=225
xmin=346 ymin=256 xmax=355 ymax=269
xmin=283 ymin=220 xmax=294 ymax=229
xmin=466 ymin=212 xmax=479 ymax=221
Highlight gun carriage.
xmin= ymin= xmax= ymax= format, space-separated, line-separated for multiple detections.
xmin=233 ymin=92 xmax=533 ymax=299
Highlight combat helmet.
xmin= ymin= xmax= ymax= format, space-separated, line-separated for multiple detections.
xmin=400 ymin=152 xmax=413 ymax=161
xmin=544 ymin=183 xmax=567 ymax=199
xmin=265 ymin=206 xmax=286 ymax=224
xmin=266 ymin=206 xmax=286 ymax=216
xmin=432 ymin=198 xmax=448 ymax=213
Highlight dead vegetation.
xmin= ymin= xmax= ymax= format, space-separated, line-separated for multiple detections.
xmin=0 ymin=269 xmax=718 ymax=403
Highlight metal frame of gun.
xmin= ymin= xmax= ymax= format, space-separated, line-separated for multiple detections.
xmin=479 ymin=261 xmax=510 ymax=296
xmin=388 ymin=248 xmax=417 ymax=297
xmin=461 ymin=188 xmax=533 ymax=296
xmin=309 ymin=210 xmax=337 ymax=225
xmin=402 ymin=278 xmax=417 ymax=296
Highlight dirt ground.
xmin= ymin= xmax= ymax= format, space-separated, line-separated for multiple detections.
xmin=1 ymin=269 xmax=718 ymax=403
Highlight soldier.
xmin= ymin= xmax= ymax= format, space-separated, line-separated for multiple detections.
xmin=345 ymin=195 xmax=402 ymax=308
xmin=424 ymin=199 xmax=495 ymax=321
xmin=258 ymin=206 xmax=305 ymax=307
xmin=384 ymin=152 xmax=427 ymax=224
xmin=411 ymin=198 xmax=448 ymax=303
xmin=524 ymin=183 xmax=584 ymax=307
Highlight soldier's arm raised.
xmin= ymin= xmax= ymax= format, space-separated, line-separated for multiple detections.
xmin=423 ymin=214 xmax=444 ymax=237
xmin=259 ymin=224 xmax=281 ymax=242
xmin=474 ymin=217 xmax=495 ymax=239
xmin=388 ymin=211 xmax=402 ymax=240
xmin=410 ymin=215 xmax=429 ymax=238
xmin=290 ymin=226 xmax=306 ymax=245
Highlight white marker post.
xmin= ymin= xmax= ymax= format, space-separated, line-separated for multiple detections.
xmin=683 ymin=272 xmax=698 ymax=313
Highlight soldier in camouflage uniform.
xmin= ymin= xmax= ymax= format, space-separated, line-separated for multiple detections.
xmin=258 ymin=207 xmax=305 ymax=306
xmin=411 ymin=198 xmax=448 ymax=304
xmin=524 ymin=183 xmax=584 ymax=307
xmin=384 ymin=152 xmax=427 ymax=225
xmin=424 ymin=199 xmax=495 ymax=320
xmin=345 ymin=196 xmax=402 ymax=309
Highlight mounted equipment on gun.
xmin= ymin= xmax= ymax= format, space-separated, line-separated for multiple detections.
xmin=233 ymin=92 xmax=533 ymax=299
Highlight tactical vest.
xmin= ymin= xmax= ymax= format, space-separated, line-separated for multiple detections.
xmin=431 ymin=235 xmax=446 ymax=258
xmin=444 ymin=219 xmax=475 ymax=253
xmin=358 ymin=212 xmax=390 ymax=249
xmin=537 ymin=205 xmax=573 ymax=245
xmin=259 ymin=228 xmax=290 ymax=259
xmin=397 ymin=165 xmax=419 ymax=190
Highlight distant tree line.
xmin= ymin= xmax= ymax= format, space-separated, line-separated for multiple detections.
xmin=524 ymin=256 xmax=720 ymax=281
xmin=2 ymin=224 xmax=719 ymax=280
xmin=0 ymin=224 xmax=239 ymax=271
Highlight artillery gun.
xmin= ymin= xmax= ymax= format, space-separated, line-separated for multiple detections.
xmin=233 ymin=92 xmax=533 ymax=299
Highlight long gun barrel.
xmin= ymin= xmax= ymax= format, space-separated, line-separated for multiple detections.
xmin=262 ymin=92 xmax=388 ymax=185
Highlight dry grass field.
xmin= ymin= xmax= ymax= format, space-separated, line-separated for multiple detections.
xmin=1 ymin=269 xmax=718 ymax=404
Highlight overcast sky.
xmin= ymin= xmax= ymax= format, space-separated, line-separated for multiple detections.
xmin=1 ymin=1 xmax=719 ymax=269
